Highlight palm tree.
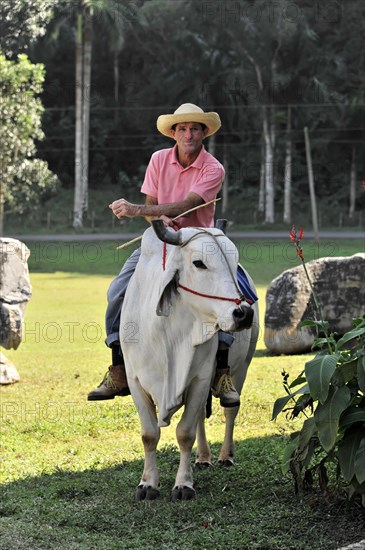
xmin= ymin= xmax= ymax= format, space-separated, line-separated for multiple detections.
xmin=73 ymin=0 xmax=130 ymax=228
xmin=73 ymin=0 xmax=92 ymax=228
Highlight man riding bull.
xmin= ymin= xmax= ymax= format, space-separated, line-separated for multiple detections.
xmin=87 ymin=103 xmax=254 ymax=407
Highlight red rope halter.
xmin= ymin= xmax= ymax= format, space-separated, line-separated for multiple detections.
xmin=162 ymin=242 xmax=247 ymax=305
xmin=177 ymin=283 xmax=242 ymax=305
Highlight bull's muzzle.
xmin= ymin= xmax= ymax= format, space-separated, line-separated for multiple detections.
xmin=233 ymin=304 xmax=254 ymax=331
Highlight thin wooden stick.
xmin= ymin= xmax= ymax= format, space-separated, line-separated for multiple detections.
xmin=116 ymin=235 xmax=142 ymax=250
xmin=170 ymin=197 xmax=221 ymax=221
xmin=116 ymin=198 xmax=221 ymax=250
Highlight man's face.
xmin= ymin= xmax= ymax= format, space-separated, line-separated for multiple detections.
xmin=170 ymin=122 xmax=208 ymax=157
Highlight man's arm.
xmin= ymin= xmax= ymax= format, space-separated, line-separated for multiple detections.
xmin=143 ymin=195 xmax=174 ymax=226
xmin=143 ymin=195 xmax=158 ymax=224
xmin=109 ymin=192 xmax=204 ymax=222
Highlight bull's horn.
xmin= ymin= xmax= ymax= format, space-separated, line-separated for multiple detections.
xmin=215 ymin=219 xmax=227 ymax=233
xmin=152 ymin=220 xmax=182 ymax=246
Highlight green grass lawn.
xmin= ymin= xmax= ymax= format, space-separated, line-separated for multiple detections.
xmin=24 ymin=237 xmax=364 ymax=282
xmin=1 ymin=238 xmax=364 ymax=549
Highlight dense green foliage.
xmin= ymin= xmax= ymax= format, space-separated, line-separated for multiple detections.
xmin=0 ymin=0 xmax=59 ymax=232
xmin=0 ymin=53 xmax=59 ymax=231
xmin=1 ymin=0 xmax=365 ymax=229
xmin=0 ymin=0 xmax=54 ymax=56
xmin=273 ymin=315 xmax=365 ymax=506
xmin=24 ymin=0 xmax=365 ymax=226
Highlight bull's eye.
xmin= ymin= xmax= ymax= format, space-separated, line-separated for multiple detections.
xmin=193 ymin=260 xmax=207 ymax=269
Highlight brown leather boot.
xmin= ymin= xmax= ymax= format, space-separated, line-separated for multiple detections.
xmin=212 ymin=367 xmax=240 ymax=408
xmin=87 ymin=364 xmax=130 ymax=401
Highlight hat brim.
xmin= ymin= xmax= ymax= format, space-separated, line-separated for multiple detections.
xmin=157 ymin=112 xmax=221 ymax=138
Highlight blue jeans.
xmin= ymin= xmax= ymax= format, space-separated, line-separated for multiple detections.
xmin=105 ymin=248 xmax=141 ymax=347
xmin=105 ymin=247 xmax=235 ymax=348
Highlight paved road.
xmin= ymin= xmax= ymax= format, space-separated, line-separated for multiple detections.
xmin=6 ymin=230 xmax=365 ymax=241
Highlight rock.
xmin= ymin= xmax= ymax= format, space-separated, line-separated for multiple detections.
xmin=264 ymin=253 xmax=365 ymax=354
xmin=0 ymin=238 xmax=32 ymax=353
xmin=337 ymin=541 xmax=365 ymax=550
xmin=0 ymin=353 xmax=20 ymax=384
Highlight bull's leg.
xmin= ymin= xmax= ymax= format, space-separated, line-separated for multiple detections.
xmin=134 ymin=393 xmax=161 ymax=501
xmin=172 ymin=399 xmax=206 ymax=501
xmin=218 ymin=405 xmax=240 ymax=467
xmin=172 ymin=421 xmax=196 ymax=501
xmin=195 ymin=412 xmax=212 ymax=468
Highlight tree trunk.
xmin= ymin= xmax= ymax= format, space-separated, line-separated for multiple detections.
xmin=349 ymin=145 xmax=356 ymax=219
xmin=239 ymin=48 xmax=273 ymax=221
xmin=73 ymin=1 xmax=84 ymax=228
xmin=283 ymin=105 xmax=292 ymax=224
xmin=222 ymin=141 xmax=229 ymax=215
xmin=304 ymin=127 xmax=319 ymax=241
xmin=0 ymin=181 xmax=4 ymax=237
xmin=81 ymin=4 xmax=92 ymax=217
xmin=263 ymin=107 xmax=275 ymax=224
xmin=258 ymin=134 xmax=265 ymax=213
xmin=114 ymin=50 xmax=119 ymax=112
xmin=262 ymin=43 xmax=281 ymax=225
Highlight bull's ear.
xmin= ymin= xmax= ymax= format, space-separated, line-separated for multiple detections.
xmin=156 ymin=268 xmax=179 ymax=317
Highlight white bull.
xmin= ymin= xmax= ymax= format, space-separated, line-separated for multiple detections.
xmin=120 ymin=220 xmax=259 ymax=501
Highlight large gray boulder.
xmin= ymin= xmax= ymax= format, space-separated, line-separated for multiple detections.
xmin=264 ymin=253 xmax=365 ymax=354
xmin=0 ymin=238 xmax=32 ymax=383
xmin=0 ymin=354 xmax=20 ymax=385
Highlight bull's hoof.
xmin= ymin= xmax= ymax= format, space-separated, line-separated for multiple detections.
xmin=217 ymin=458 xmax=234 ymax=468
xmin=135 ymin=484 xmax=160 ymax=501
xmin=171 ymin=486 xmax=196 ymax=501
xmin=195 ymin=461 xmax=212 ymax=470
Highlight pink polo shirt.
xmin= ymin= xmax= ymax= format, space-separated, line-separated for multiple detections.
xmin=141 ymin=144 xmax=224 ymax=228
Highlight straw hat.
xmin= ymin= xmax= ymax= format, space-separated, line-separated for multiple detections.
xmin=157 ymin=103 xmax=221 ymax=138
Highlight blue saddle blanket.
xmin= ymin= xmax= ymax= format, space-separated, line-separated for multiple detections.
xmin=237 ymin=264 xmax=258 ymax=304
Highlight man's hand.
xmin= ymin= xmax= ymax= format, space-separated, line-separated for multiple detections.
xmin=158 ymin=215 xmax=179 ymax=229
xmin=109 ymin=199 xmax=139 ymax=219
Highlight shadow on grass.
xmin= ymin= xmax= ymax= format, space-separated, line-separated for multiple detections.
xmin=1 ymin=436 xmax=364 ymax=550
xmin=253 ymin=348 xmax=316 ymax=358
xmin=254 ymin=349 xmax=277 ymax=358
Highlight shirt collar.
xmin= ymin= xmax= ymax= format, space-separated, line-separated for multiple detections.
xmin=171 ymin=143 xmax=206 ymax=169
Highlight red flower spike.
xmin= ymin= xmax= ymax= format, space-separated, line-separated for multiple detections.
xmin=289 ymin=225 xmax=305 ymax=261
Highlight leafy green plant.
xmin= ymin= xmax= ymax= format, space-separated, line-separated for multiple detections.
xmin=0 ymin=52 xmax=58 ymax=234
xmin=272 ymin=227 xmax=365 ymax=505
